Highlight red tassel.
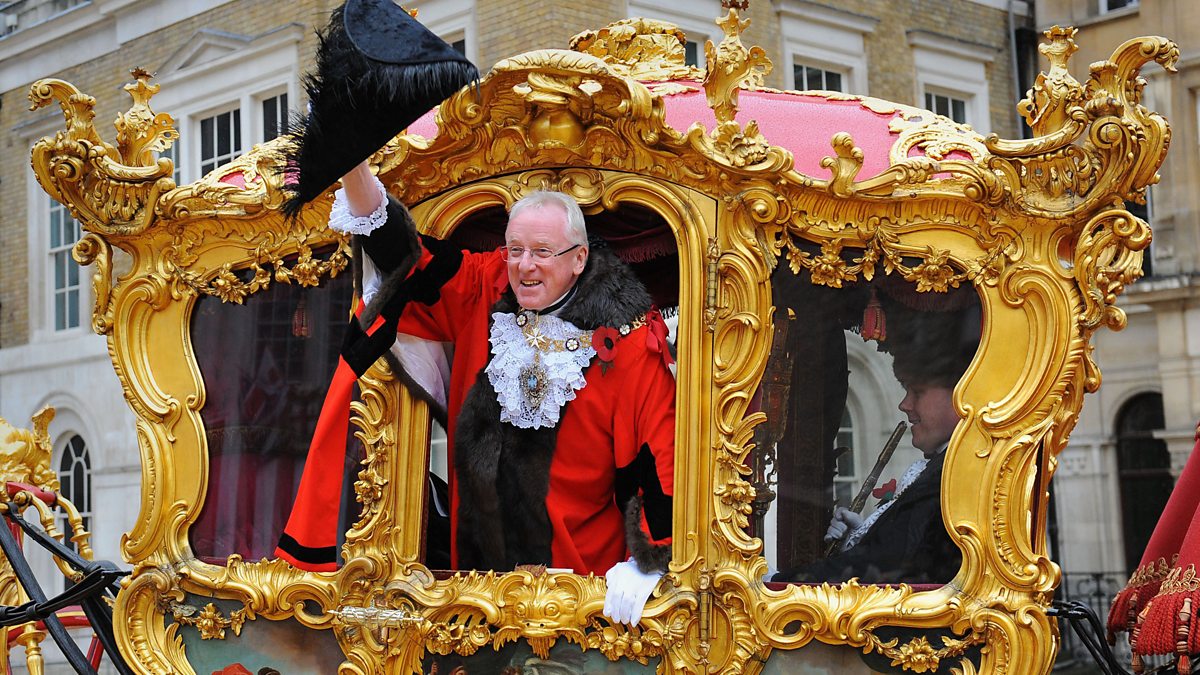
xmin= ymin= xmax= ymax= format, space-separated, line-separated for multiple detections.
xmin=861 ymin=288 xmax=886 ymax=342
xmin=292 ymin=296 xmax=310 ymax=338
xmin=1179 ymin=598 xmax=1194 ymax=674
xmin=1132 ymin=614 xmax=1145 ymax=674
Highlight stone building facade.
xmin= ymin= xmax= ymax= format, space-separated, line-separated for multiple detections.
xmin=1031 ymin=0 xmax=1195 ymax=607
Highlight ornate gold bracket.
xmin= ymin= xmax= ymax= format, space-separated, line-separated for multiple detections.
xmin=692 ymin=9 xmax=774 ymax=168
xmin=28 ymin=68 xmax=177 ymax=238
xmin=986 ymin=27 xmax=1178 ymax=215
xmin=166 ymin=601 xmax=248 ymax=640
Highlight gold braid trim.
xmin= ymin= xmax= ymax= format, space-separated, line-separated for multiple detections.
xmin=1129 ymin=554 xmax=1180 ymax=588
xmin=1158 ymin=564 xmax=1200 ymax=596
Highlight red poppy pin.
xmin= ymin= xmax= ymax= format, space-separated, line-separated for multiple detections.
xmin=872 ymin=478 xmax=897 ymax=503
xmin=593 ymin=326 xmax=620 ymax=374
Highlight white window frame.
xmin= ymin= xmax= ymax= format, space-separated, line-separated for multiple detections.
xmin=46 ymin=197 xmax=83 ymax=333
xmin=832 ymin=403 xmax=861 ymax=507
xmin=56 ymin=432 xmax=93 ymax=534
xmin=1100 ymin=0 xmax=1138 ymax=14
xmin=778 ymin=0 xmax=876 ymax=94
xmin=626 ymin=0 xmax=721 ymax=72
xmin=792 ymin=61 xmax=849 ymax=93
xmin=20 ymin=110 xmax=93 ymax=341
xmin=195 ymin=104 xmax=244 ymax=178
xmin=151 ymin=25 xmax=304 ymax=184
xmin=909 ymin=30 xmax=996 ymax=135
xmin=406 ymin=0 xmax=478 ymax=66
xmin=924 ymin=89 xmax=970 ymax=124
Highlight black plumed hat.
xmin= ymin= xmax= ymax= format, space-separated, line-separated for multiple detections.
xmin=283 ymin=0 xmax=478 ymax=216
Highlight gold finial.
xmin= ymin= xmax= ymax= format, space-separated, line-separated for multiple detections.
xmin=700 ymin=7 xmax=772 ymax=166
xmin=1016 ymin=26 xmax=1082 ymax=136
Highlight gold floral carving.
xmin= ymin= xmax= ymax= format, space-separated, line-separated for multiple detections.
xmin=869 ymin=631 xmax=987 ymax=673
xmin=25 ymin=14 xmax=1177 ymax=675
xmin=570 ymin=18 xmax=703 ymax=82
xmin=28 ymin=69 xmax=177 ymax=237
xmin=166 ymin=601 xmax=248 ymax=640
xmin=0 ymin=409 xmax=101 ymax=672
xmin=0 ymin=408 xmax=59 ymax=491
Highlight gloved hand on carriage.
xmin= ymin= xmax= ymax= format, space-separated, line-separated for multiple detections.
xmin=603 ymin=558 xmax=666 ymax=626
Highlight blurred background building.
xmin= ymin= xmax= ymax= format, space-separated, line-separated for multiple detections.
xmin=2 ymin=0 xmax=1187 ymax=671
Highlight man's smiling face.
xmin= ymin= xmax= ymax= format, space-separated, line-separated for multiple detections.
xmin=504 ymin=203 xmax=588 ymax=311
xmin=898 ymin=383 xmax=959 ymax=457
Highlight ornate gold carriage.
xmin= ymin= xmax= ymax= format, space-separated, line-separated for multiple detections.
xmin=25 ymin=9 xmax=1176 ymax=675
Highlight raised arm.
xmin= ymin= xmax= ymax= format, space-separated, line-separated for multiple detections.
xmin=341 ymin=161 xmax=384 ymax=217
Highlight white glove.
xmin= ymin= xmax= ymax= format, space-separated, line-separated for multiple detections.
xmin=823 ymin=506 xmax=864 ymax=543
xmin=603 ymin=559 xmax=664 ymax=626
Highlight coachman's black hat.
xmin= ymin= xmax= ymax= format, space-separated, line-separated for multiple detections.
xmin=283 ymin=0 xmax=479 ymax=216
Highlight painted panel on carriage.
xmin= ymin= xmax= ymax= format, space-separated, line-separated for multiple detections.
xmin=421 ymin=639 xmax=660 ymax=674
xmin=756 ymin=242 xmax=981 ymax=586
xmin=189 ymin=264 xmax=357 ymax=563
xmin=174 ymin=598 xmax=345 ymax=674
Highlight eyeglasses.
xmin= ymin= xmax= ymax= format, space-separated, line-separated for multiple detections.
xmin=498 ymin=243 xmax=581 ymax=263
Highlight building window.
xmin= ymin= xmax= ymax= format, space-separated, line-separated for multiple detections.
xmin=795 ymin=63 xmax=844 ymax=92
xmin=57 ymin=434 xmax=92 ymax=533
xmin=1101 ymin=0 xmax=1137 ymax=12
xmin=199 ymin=108 xmax=242 ymax=177
xmin=832 ymin=408 xmax=857 ymax=506
xmin=925 ymin=91 xmax=968 ymax=124
xmin=1129 ymin=196 xmax=1152 ymax=278
xmin=261 ymin=93 xmax=288 ymax=142
xmin=909 ymin=30 xmax=995 ymax=134
xmin=158 ymin=142 xmax=183 ymax=187
xmin=48 ymin=197 xmax=82 ymax=331
xmin=1115 ymin=393 xmax=1173 ymax=574
xmin=451 ymin=38 xmax=466 ymax=55
xmin=779 ymin=0 xmax=876 ymax=94
xmin=684 ymin=40 xmax=700 ymax=68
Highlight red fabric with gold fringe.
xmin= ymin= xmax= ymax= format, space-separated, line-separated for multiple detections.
xmin=1108 ymin=422 xmax=1200 ymax=671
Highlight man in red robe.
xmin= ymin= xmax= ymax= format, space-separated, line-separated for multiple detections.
xmin=281 ymin=161 xmax=675 ymax=625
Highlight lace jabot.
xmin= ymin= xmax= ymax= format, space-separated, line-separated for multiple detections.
xmin=487 ymin=311 xmax=596 ymax=429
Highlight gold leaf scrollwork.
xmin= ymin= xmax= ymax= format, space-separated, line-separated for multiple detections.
xmin=72 ymin=233 xmax=115 ymax=334
xmin=986 ymin=27 xmax=1177 ymax=215
xmin=28 ymin=69 xmax=177 ymax=237
xmin=167 ymin=601 xmax=248 ymax=640
xmin=821 ymin=132 xmax=864 ymax=198
xmin=569 ymin=18 xmax=703 ymax=82
xmin=167 ymin=243 xmax=350 ymax=304
xmin=1074 ymin=208 xmax=1149 ymax=335
xmin=1018 ymin=26 xmax=1085 ymax=139
xmin=865 ymin=631 xmax=986 ymax=674
xmin=696 ymin=9 xmax=774 ymax=168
